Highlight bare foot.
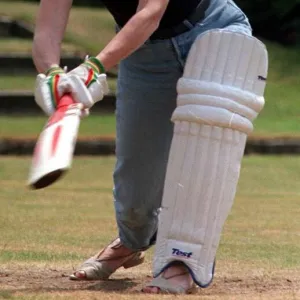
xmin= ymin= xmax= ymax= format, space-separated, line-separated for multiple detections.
xmin=71 ymin=238 xmax=144 ymax=280
xmin=142 ymin=263 xmax=194 ymax=294
xmin=93 ymin=238 xmax=135 ymax=269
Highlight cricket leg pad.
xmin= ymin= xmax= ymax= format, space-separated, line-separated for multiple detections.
xmin=153 ymin=30 xmax=268 ymax=287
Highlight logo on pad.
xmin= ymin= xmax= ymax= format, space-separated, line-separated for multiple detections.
xmin=258 ymin=75 xmax=267 ymax=81
xmin=172 ymin=248 xmax=193 ymax=258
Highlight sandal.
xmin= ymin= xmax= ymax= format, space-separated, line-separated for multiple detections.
xmin=69 ymin=238 xmax=145 ymax=281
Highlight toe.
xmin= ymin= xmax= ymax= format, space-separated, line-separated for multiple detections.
xmin=69 ymin=270 xmax=86 ymax=280
xmin=142 ymin=286 xmax=160 ymax=294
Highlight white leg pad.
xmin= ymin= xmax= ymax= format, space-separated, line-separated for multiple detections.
xmin=153 ymin=30 xmax=268 ymax=287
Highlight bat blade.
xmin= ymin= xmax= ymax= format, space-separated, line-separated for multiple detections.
xmin=28 ymin=94 xmax=81 ymax=190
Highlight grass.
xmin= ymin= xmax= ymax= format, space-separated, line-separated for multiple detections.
xmin=0 ymin=76 xmax=36 ymax=91
xmin=0 ymin=1 xmax=116 ymax=54
xmin=0 ymin=156 xmax=300 ymax=299
xmin=0 ymin=114 xmax=116 ymax=138
xmin=0 ymin=38 xmax=83 ymax=54
xmin=253 ymin=41 xmax=300 ymax=136
xmin=0 ymin=157 xmax=116 ymax=256
xmin=0 ymin=76 xmax=117 ymax=93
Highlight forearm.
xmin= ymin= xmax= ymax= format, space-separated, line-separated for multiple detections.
xmin=32 ymin=0 xmax=73 ymax=73
xmin=97 ymin=9 xmax=163 ymax=71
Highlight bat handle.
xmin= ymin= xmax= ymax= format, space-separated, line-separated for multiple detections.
xmin=46 ymin=94 xmax=77 ymax=126
xmin=57 ymin=94 xmax=76 ymax=110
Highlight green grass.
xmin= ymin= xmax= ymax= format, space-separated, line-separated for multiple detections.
xmin=0 ymin=76 xmax=117 ymax=93
xmin=0 ymin=157 xmax=117 ymax=260
xmin=0 ymin=156 xmax=300 ymax=300
xmin=0 ymin=156 xmax=300 ymax=267
xmin=0 ymin=76 xmax=35 ymax=91
xmin=221 ymin=157 xmax=300 ymax=268
xmin=253 ymin=41 xmax=300 ymax=136
xmin=0 ymin=114 xmax=116 ymax=138
xmin=0 ymin=1 xmax=116 ymax=54
xmin=0 ymin=38 xmax=83 ymax=54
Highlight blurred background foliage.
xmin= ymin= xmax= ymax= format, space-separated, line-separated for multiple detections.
xmin=235 ymin=0 xmax=300 ymax=45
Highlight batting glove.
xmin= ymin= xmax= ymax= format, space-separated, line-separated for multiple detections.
xmin=68 ymin=56 xmax=109 ymax=106
xmin=35 ymin=65 xmax=95 ymax=116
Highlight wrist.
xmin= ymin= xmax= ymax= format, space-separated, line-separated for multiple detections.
xmin=45 ymin=65 xmax=64 ymax=76
xmin=96 ymin=52 xmax=114 ymax=72
xmin=86 ymin=56 xmax=106 ymax=74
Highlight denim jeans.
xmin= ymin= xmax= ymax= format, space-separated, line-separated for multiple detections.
xmin=113 ymin=0 xmax=252 ymax=251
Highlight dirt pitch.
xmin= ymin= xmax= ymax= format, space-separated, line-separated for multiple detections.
xmin=1 ymin=263 xmax=300 ymax=299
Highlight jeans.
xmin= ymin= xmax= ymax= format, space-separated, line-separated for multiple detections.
xmin=113 ymin=0 xmax=252 ymax=251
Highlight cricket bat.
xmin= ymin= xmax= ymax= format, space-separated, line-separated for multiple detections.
xmin=28 ymin=94 xmax=81 ymax=189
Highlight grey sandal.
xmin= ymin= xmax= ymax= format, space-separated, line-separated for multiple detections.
xmin=69 ymin=238 xmax=145 ymax=281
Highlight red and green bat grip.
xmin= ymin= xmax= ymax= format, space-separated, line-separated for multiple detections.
xmin=47 ymin=94 xmax=76 ymax=126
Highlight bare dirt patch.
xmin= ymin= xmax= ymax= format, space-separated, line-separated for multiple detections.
xmin=0 ymin=265 xmax=299 ymax=298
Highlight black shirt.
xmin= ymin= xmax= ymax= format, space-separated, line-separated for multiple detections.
xmin=101 ymin=0 xmax=201 ymax=29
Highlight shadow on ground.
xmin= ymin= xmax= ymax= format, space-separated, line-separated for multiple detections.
xmin=0 ymin=267 xmax=298 ymax=296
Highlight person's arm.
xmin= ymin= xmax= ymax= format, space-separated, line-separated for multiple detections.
xmin=97 ymin=0 xmax=170 ymax=71
xmin=32 ymin=0 xmax=169 ymax=73
xmin=32 ymin=0 xmax=73 ymax=73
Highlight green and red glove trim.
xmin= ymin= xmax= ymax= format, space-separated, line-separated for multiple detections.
xmin=83 ymin=57 xmax=106 ymax=88
xmin=45 ymin=66 xmax=65 ymax=109
xmin=46 ymin=66 xmax=64 ymax=76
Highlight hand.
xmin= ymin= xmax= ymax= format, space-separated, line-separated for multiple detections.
xmin=68 ymin=56 xmax=109 ymax=105
xmin=35 ymin=65 xmax=94 ymax=116
xmin=34 ymin=58 xmax=109 ymax=116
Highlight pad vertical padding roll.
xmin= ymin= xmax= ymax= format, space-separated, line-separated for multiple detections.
xmin=153 ymin=30 xmax=268 ymax=287
xmin=182 ymin=30 xmax=268 ymax=95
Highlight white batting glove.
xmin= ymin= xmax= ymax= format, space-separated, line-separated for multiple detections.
xmin=34 ymin=66 xmax=94 ymax=116
xmin=68 ymin=56 xmax=109 ymax=105
xmin=35 ymin=58 xmax=109 ymax=116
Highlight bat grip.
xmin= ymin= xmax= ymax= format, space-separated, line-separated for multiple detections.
xmin=57 ymin=94 xmax=76 ymax=109
xmin=46 ymin=94 xmax=77 ymax=126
